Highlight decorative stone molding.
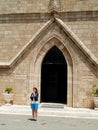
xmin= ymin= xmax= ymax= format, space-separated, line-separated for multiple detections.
xmin=33 ymin=33 xmax=74 ymax=66
xmin=30 ymin=36 xmax=74 ymax=107
xmin=0 ymin=17 xmax=98 ymax=76
xmin=48 ymin=0 xmax=61 ymax=12
xmin=0 ymin=11 xmax=98 ymax=23
xmin=56 ymin=18 xmax=98 ymax=73
xmin=0 ymin=19 xmax=53 ymax=70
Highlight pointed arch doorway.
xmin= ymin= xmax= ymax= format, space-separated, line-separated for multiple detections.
xmin=41 ymin=46 xmax=67 ymax=104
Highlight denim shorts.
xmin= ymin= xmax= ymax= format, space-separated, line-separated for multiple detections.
xmin=31 ymin=103 xmax=39 ymax=110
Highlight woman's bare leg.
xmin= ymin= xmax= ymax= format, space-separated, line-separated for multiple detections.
xmin=34 ymin=110 xmax=38 ymax=120
xmin=32 ymin=109 xmax=34 ymax=119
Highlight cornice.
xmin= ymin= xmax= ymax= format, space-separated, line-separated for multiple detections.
xmin=0 ymin=10 xmax=98 ymax=23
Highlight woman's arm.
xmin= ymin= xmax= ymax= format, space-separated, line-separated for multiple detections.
xmin=34 ymin=93 xmax=39 ymax=101
xmin=30 ymin=93 xmax=34 ymax=100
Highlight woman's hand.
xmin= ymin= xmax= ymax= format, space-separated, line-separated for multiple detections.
xmin=33 ymin=92 xmax=35 ymax=95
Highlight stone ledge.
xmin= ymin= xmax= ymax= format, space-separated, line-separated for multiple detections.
xmin=0 ymin=10 xmax=98 ymax=23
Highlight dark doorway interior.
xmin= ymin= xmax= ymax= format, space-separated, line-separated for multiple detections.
xmin=41 ymin=46 xmax=67 ymax=104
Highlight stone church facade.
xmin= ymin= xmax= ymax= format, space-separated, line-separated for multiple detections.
xmin=0 ymin=0 xmax=98 ymax=108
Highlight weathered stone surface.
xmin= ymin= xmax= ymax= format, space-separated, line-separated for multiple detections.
xmin=0 ymin=22 xmax=46 ymax=62
xmin=48 ymin=0 xmax=61 ymax=12
xmin=0 ymin=0 xmax=98 ymax=108
xmin=65 ymin=21 xmax=98 ymax=59
xmin=0 ymin=0 xmax=98 ymax=14
xmin=61 ymin=0 xmax=98 ymax=11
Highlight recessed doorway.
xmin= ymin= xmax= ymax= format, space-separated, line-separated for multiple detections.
xmin=41 ymin=46 xmax=67 ymax=104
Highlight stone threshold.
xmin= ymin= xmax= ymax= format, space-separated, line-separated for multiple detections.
xmin=40 ymin=103 xmax=65 ymax=108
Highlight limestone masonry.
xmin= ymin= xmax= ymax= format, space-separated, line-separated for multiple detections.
xmin=0 ymin=0 xmax=98 ymax=108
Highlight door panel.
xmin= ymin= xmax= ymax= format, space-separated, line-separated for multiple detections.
xmin=41 ymin=46 xmax=67 ymax=104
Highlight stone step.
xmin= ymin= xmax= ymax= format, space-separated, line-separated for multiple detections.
xmin=40 ymin=103 xmax=65 ymax=108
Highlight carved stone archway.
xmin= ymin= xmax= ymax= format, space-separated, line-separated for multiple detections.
xmin=29 ymin=37 xmax=74 ymax=107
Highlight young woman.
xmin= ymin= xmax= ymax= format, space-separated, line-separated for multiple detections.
xmin=30 ymin=87 xmax=39 ymax=121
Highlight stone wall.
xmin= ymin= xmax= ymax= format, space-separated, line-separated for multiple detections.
xmin=0 ymin=0 xmax=98 ymax=108
xmin=0 ymin=22 xmax=45 ymax=62
xmin=0 ymin=0 xmax=98 ymax=14
xmin=76 ymin=53 xmax=97 ymax=108
xmin=0 ymin=51 xmax=32 ymax=105
xmin=0 ymin=0 xmax=49 ymax=14
xmin=65 ymin=21 xmax=98 ymax=59
xmin=61 ymin=0 xmax=98 ymax=11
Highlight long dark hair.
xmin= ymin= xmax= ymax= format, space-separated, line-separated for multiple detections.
xmin=33 ymin=87 xmax=38 ymax=94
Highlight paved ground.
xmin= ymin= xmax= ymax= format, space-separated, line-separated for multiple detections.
xmin=0 ymin=114 xmax=98 ymax=130
xmin=0 ymin=104 xmax=98 ymax=119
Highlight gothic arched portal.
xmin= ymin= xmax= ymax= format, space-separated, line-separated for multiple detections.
xmin=41 ymin=46 xmax=67 ymax=104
